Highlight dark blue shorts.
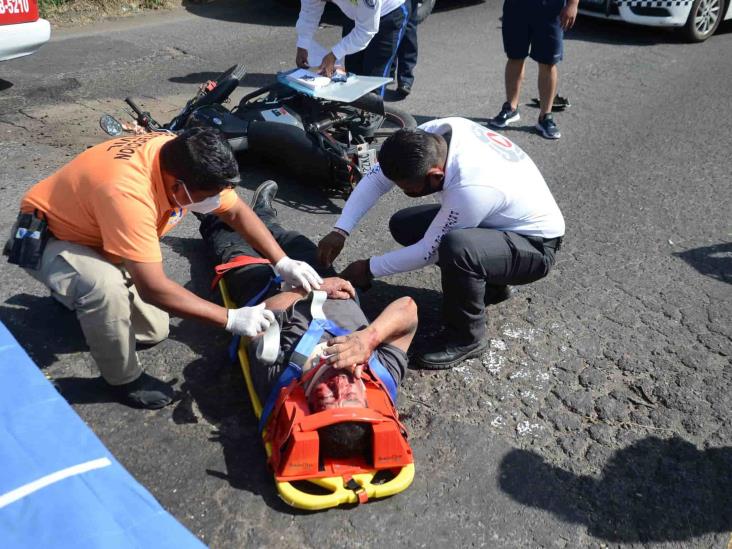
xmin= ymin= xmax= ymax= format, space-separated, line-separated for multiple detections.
xmin=501 ymin=0 xmax=565 ymax=65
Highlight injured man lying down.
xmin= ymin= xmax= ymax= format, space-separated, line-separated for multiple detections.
xmin=198 ymin=180 xmax=418 ymax=459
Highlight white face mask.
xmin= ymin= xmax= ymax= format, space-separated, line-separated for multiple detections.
xmin=174 ymin=181 xmax=221 ymax=214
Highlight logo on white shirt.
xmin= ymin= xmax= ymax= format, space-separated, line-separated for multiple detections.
xmin=470 ymin=123 xmax=527 ymax=163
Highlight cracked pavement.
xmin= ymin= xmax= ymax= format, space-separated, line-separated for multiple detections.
xmin=0 ymin=1 xmax=730 ymax=547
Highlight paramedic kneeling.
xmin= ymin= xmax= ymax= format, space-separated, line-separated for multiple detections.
xmin=11 ymin=128 xmax=321 ymax=409
xmin=317 ymin=118 xmax=565 ymax=370
xmin=199 ymin=180 xmax=417 ymax=457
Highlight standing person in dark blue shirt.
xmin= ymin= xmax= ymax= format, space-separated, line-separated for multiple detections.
xmin=488 ymin=0 xmax=578 ymax=139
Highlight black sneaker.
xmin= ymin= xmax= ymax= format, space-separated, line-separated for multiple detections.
xmin=110 ymin=372 xmax=175 ymax=409
xmin=250 ymin=180 xmax=278 ymax=216
xmin=536 ymin=114 xmax=561 ymax=140
xmin=414 ymin=338 xmax=488 ymax=370
xmin=485 ymin=285 xmax=512 ymax=306
xmin=489 ymin=102 xmax=520 ymax=129
xmin=397 ymin=82 xmax=412 ymax=97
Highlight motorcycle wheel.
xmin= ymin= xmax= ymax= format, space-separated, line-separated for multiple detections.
xmin=370 ymin=104 xmax=418 ymax=143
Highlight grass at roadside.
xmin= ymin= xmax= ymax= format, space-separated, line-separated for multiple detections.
xmin=39 ymin=0 xmax=176 ymax=26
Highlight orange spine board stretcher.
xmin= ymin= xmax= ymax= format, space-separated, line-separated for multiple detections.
xmin=218 ymin=279 xmax=415 ymax=510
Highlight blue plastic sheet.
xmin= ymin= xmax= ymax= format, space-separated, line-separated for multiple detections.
xmin=0 ymin=322 xmax=206 ymax=549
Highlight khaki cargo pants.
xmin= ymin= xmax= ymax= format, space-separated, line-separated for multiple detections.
xmin=26 ymin=238 xmax=169 ymax=385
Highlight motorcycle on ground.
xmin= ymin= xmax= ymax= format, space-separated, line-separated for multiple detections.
xmin=100 ymin=64 xmax=417 ymax=194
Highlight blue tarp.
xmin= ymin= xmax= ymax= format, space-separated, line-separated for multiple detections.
xmin=0 ymin=321 xmax=206 ymax=549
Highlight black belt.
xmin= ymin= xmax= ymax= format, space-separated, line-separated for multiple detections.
xmin=543 ymin=236 xmax=563 ymax=251
xmin=526 ymin=234 xmax=563 ymax=252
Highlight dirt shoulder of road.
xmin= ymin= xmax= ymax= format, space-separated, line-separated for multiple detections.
xmin=41 ymin=0 xmax=182 ymax=28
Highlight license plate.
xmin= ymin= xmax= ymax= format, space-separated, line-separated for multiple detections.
xmin=0 ymin=0 xmax=39 ymax=25
xmin=356 ymin=143 xmax=377 ymax=174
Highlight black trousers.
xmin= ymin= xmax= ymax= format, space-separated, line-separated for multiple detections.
xmin=198 ymin=209 xmax=335 ymax=307
xmin=394 ymin=0 xmax=418 ymax=86
xmin=342 ymin=3 xmax=409 ymax=95
xmin=389 ymin=205 xmax=560 ymax=344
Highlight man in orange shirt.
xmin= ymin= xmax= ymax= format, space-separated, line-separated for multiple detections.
xmin=12 ymin=127 xmax=322 ymax=409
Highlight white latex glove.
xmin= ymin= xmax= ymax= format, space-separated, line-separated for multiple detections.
xmin=275 ymin=257 xmax=323 ymax=292
xmin=225 ymin=303 xmax=275 ymax=337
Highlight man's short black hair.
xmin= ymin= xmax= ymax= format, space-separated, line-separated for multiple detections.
xmin=318 ymin=422 xmax=371 ymax=460
xmin=377 ymin=128 xmax=443 ymax=182
xmin=160 ymin=127 xmax=240 ymax=192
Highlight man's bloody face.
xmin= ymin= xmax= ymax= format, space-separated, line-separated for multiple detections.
xmin=308 ymin=367 xmax=367 ymax=412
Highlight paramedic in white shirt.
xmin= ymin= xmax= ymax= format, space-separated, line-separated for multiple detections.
xmin=317 ymin=118 xmax=565 ymax=369
xmin=295 ymin=0 xmax=409 ymax=96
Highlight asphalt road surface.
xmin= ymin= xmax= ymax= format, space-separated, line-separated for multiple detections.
xmin=1 ymin=1 xmax=730 ymax=547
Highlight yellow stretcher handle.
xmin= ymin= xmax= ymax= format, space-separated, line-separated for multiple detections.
xmin=277 ymin=465 xmax=415 ymax=511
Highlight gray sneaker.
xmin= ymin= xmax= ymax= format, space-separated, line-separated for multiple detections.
xmin=489 ymin=102 xmax=520 ymax=129
xmin=250 ymin=180 xmax=278 ymax=216
xmin=536 ymin=114 xmax=561 ymax=139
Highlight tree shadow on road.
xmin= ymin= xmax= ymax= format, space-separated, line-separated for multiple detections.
xmin=168 ymin=316 xmax=312 ymax=514
xmin=51 ymin=376 xmax=119 ymax=405
xmin=673 ymin=242 xmax=732 ymax=285
xmin=0 ymin=293 xmax=85 ymax=369
xmin=499 ymin=436 xmax=732 ymax=543
xmin=158 ymin=232 xmax=278 ymax=503
xmin=160 ymin=232 xmax=325 ymax=512
xmin=181 ymin=0 xmax=343 ymax=27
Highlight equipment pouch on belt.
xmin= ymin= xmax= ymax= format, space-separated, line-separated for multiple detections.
xmin=4 ymin=210 xmax=50 ymax=270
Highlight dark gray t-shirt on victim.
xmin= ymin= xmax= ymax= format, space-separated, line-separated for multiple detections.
xmin=247 ymin=295 xmax=408 ymax=405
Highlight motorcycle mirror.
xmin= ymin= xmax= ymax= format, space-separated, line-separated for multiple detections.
xmin=99 ymin=114 xmax=123 ymax=137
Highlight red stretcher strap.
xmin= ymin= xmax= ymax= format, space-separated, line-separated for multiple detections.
xmin=211 ymin=255 xmax=272 ymax=290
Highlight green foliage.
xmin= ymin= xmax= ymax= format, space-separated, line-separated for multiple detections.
xmin=139 ymin=0 xmax=168 ymax=7
xmin=38 ymin=0 xmax=66 ymax=17
xmin=38 ymin=0 xmax=169 ymax=19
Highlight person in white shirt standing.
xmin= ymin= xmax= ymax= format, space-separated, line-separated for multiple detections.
xmin=317 ymin=117 xmax=565 ymax=369
xmin=295 ymin=0 xmax=409 ymax=96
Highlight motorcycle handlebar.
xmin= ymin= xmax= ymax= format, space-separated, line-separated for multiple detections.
xmin=124 ymin=97 xmax=160 ymax=130
xmin=124 ymin=97 xmax=143 ymax=116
